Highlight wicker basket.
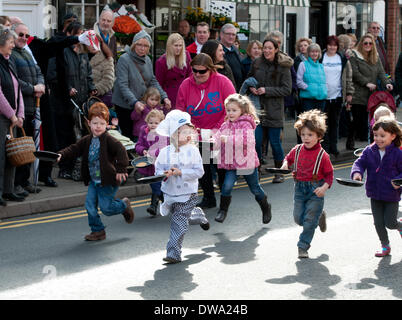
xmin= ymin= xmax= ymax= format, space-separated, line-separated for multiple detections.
xmin=5 ymin=126 xmax=36 ymax=167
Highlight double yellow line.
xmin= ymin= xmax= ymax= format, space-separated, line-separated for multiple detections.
xmin=0 ymin=162 xmax=353 ymax=230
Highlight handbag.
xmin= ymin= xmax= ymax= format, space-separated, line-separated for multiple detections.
xmin=5 ymin=126 xmax=36 ymax=167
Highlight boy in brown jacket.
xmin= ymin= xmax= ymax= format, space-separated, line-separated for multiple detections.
xmin=58 ymin=102 xmax=134 ymax=241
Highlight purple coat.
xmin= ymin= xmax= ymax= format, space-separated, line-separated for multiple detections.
xmin=351 ymin=143 xmax=402 ymax=202
xmin=130 ymin=105 xmax=165 ymax=139
xmin=155 ymin=51 xmax=192 ymax=109
xmin=135 ymin=125 xmax=169 ymax=176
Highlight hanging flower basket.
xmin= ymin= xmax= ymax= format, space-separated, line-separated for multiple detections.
xmin=113 ymin=15 xmax=142 ymax=35
xmin=185 ymin=7 xmax=211 ymax=26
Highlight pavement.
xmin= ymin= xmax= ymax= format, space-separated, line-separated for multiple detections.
xmin=1 ymin=107 xmax=400 ymax=221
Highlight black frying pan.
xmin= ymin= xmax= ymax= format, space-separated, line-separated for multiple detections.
xmin=33 ymin=151 xmax=59 ymax=163
xmin=336 ymin=178 xmax=364 ymax=187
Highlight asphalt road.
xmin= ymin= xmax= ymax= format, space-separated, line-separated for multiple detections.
xmin=0 ymin=161 xmax=401 ymax=300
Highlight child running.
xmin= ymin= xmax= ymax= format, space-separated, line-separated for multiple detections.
xmin=135 ymin=109 xmax=168 ymax=215
xmin=131 ymin=87 xmax=166 ymax=141
xmin=281 ymin=109 xmax=333 ymax=259
xmin=58 ymin=102 xmax=134 ymax=241
xmin=155 ymin=110 xmax=209 ymax=264
xmin=351 ymin=117 xmax=402 ymax=257
xmin=213 ymin=93 xmax=271 ymax=224
xmin=369 ymin=104 xmax=395 ymax=143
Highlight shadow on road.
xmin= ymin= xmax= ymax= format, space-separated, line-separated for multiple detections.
xmin=348 ymin=257 xmax=402 ymax=299
xmin=127 ymin=253 xmax=211 ymax=300
xmin=266 ymin=254 xmax=341 ymax=299
xmin=202 ymin=228 xmax=269 ymax=264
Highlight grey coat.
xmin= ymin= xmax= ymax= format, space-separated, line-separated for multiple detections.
xmin=10 ymin=47 xmax=44 ymax=116
xmin=349 ymin=49 xmax=391 ymax=106
xmin=112 ymin=47 xmax=167 ymax=110
xmin=247 ymin=56 xmax=292 ymax=128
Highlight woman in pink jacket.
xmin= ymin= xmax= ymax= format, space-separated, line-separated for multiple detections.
xmin=213 ymin=94 xmax=271 ymax=224
xmin=155 ymin=33 xmax=192 ymax=109
xmin=176 ymin=53 xmax=236 ymax=209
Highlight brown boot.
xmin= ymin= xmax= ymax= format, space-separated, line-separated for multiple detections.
xmin=122 ymin=197 xmax=135 ymax=223
xmin=85 ymin=230 xmax=106 ymax=241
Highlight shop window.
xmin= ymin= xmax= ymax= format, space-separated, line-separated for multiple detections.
xmin=336 ymin=2 xmax=373 ymax=40
xmin=400 ymin=6 xmax=402 ymax=52
xmin=66 ymin=0 xmax=109 ymax=30
xmin=249 ymin=4 xmax=283 ymax=43
xmin=153 ymin=0 xmax=200 ymax=59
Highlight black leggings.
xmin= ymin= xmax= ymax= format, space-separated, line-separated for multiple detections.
xmin=370 ymin=199 xmax=402 ymax=246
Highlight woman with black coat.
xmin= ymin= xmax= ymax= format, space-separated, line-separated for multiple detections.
xmin=0 ymin=27 xmax=25 ymax=205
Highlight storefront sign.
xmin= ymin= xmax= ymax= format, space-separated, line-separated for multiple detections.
xmin=340 ymin=4 xmax=356 ymax=31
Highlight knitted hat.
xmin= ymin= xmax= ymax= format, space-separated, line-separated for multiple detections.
xmin=132 ymin=29 xmax=152 ymax=46
xmin=156 ymin=110 xmax=192 ymax=137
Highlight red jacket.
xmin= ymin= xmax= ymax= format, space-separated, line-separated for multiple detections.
xmin=285 ymin=143 xmax=333 ymax=187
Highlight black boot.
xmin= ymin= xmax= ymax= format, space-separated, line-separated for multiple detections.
xmin=146 ymin=194 xmax=159 ymax=216
xmin=215 ymin=195 xmax=231 ymax=223
xmin=272 ymin=160 xmax=284 ymax=183
xmin=197 ymin=197 xmax=217 ymax=209
xmin=257 ymin=195 xmax=272 ymax=224
xmin=346 ymin=136 xmax=355 ymax=150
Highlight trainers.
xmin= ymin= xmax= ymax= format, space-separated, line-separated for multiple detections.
xmin=272 ymin=174 xmax=285 ymax=183
xmin=163 ymin=257 xmax=181 ymax=264
xmin=375 ymin=245 xmax=391 ymax=257
xmin=298 ymin=247 xmax=309 ymax=259
xmin=200 ymin=222 xmax=210 ymax=231
xmin=122 ymin=197 xmax=135 ymax=223
xmin=319 ymin=210 xmax=327 ymax=232
xmin=24 ymin=184 xmax=42 ymax=194
xmin=85 ymin=230 xmax=106 ymax=241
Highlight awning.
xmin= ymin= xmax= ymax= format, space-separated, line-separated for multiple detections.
xmin=223 ymin=0 xmax=310 ymax=6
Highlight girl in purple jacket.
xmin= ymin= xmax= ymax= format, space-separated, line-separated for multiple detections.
xmin=213 ymin=93 xmax=271 ymax=225
xmin=131 ymin=87 xmax=166 ymax=141
xmin=135 ymin=109 xmax=168 ymax=215
xmin=351 ymin=117 xmax=402 ymax=257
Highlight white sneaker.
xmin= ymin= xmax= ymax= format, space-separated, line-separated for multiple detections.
xmin=298 ymin=248 xmax=309 ymax=259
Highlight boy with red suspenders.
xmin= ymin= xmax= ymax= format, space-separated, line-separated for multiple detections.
xmin=281 ymin=110 xmax=334 ymax=259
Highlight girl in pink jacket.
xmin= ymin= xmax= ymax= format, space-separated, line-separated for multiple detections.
xmin=213 ymin=94 xmax=272 ymax=224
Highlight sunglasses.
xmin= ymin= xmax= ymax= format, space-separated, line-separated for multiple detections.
xmin=18 ymin=33 xmax=30 ymax=39
xmin=363 ymin=41 xmax=373 ymax=45
xmin=192 ymin=68 xmax=208 ymax=74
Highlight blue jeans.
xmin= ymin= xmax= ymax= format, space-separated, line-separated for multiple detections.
xmin=150 ymin=181 xmax=162 ymax=196
xmin=256 ymin=125 xmax=284 ymax=161
xmin=266 ymin=127 xmax=284 ymax=162
xmin=221 ymin=168 xmax=265 ymax=201
xmin=255 ymin=124 xmax=263 ymax=160
xmin=293 ymin=180 xmax=325 ymax=250
xmin=85 ymin=181 xmax=127 ymax=232
xmin=301 ymin=98 xmax=326 ymax=112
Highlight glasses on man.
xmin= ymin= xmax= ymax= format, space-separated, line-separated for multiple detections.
xmin=18 ymin=33 xmax=30 ymax=39
xmin=223 ymin=32 xmax=236 ymax=37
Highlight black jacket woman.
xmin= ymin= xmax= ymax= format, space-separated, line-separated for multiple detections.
xmin=201 ymin=39 xmax=236 ymax=89
xmin=0 ymin=27 xmax=25 ymax=205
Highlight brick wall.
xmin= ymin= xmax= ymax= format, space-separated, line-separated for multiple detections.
xmin=386 ymin=0 xmax=400 ymax=78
